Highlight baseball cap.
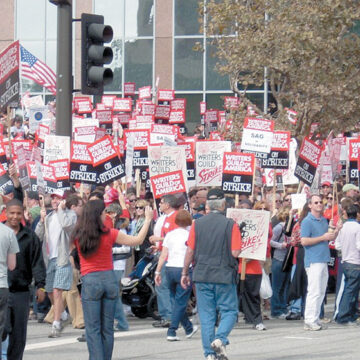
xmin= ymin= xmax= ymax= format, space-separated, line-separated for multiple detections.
xmin=321 ymin=181 xmax=331 ymax=187
xmin=207 ymin=188 xmax=225 ymax=200
xmin=342 ymin=184 xmax=358 ymax=193
xmin=50 ymin=189 xmax=65 ymax=199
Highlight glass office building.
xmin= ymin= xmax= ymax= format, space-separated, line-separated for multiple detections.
xmin=0 ymin=0 xmax=268 ymax=132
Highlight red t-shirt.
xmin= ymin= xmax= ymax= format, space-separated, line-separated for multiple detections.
xmin=187 ymin=222 xmax=242 ymax=252
xmin=161 ymin=211 xmax=179 ymax=237
xmin=76 ymin=228 xmax=118 ymax=276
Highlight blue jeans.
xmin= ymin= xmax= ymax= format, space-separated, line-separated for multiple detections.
xmin=165 ymin=267 xmax=193 ymax=337
xmin=155 ymin=263 xmax=172 ymax=320
xmin=81 ymin=271 xmax=119 ymax=360
xmin=271 ymin=258 xmax=290 ymax=316
xmin=113 ymin=270 xmax=129 ymax=330
xmin=196 ymin=282 xmax=238 ymax=357
xmin=289 ymin=264 xmax=302 ymax=314
xmin=336 ymin=262 xmax=360 ymax=324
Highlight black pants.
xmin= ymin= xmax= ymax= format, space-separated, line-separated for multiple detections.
xmin=0 ymin=288 xmax=9 ymax=356
xmin=6 ymin=291 xmax=30 ymax=360
xmin=238 ymin=274 xmax=262 ymax=325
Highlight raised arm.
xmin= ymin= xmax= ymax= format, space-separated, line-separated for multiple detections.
xmin=115 ymin=206 xmax=153 ymax=246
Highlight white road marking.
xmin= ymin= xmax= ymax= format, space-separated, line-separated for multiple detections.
xmin=25 ymin=328 xmax=164 ymax=351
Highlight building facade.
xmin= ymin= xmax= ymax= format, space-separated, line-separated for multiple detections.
xmin=0 ymin=0 xmax=268 ymax=132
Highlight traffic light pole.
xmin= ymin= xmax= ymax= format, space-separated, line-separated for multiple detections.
xmin=50 ymin=0 xmax=73 ymax=137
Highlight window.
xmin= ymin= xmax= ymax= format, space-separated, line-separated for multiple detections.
xmin=94 ymin=0 xmax=155 ymax=94
xmin=173 ymin=0 xmax=268 ymax=132
xmin=16 ymin=0 xmax=57 ymax=95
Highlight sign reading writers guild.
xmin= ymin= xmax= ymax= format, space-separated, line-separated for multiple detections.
xmin=0 ymin=41 xmax=20 ymax=111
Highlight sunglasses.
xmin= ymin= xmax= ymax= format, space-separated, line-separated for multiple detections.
xmin=327 ymin=197 xmax=333 ymax=200
xmin=135 ymin=206 xmax=144 ymax=210
xmin=275 ymin=200 xmax=282 ymax=203
xmin=284 ymin=198 xmax=291 ymax=202
xmin=313 ymin=201 xmax=322 ymax=205
xmin=129 ymin=199 xmax=136 ymax=203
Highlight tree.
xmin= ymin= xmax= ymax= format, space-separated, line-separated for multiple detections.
xmin=201 ymin=0 xmax=360 ymax=140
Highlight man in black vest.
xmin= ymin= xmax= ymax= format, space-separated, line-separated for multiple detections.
xmin=181 ymin=189 xmax=241 ymax=360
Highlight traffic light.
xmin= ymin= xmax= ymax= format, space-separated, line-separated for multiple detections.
xmin=81 ymin=13 xmax=114 ymax=95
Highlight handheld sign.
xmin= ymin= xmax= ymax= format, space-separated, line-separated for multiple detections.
xmin=222 ymin=152 xmax=255 ymax=195
xmin=261 ymin=131 xmax=290 ymax=169
xmin=87 ymin=136 xmax=125 ymax=185
xmin=226 ymin=208 xmax=269 ymax=261
xmin=196 ymin=141 xmax=231 ymax=187
xmin=294 ymin=137 xmax=322 ymax=186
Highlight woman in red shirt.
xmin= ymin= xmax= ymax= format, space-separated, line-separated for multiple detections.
xmin=72 ymin=200 xmax=153 ymax=360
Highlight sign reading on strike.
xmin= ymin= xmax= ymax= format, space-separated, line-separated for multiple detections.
xmin=222 ymin=152 xmax=255 ymax=194
xmin=0 ymin=41 xmax=20 ymax=111
xmin=70 ymin=141 xmax=97 ymax=184
xmin=294 ymin=137 xmax=322 ymax=186
xmin=261 ymin=131 xmax=290 ymax=169
xmin=348 ymin=138 xmax=360 ymax=182
xmin=87 ymin=136 xmax=125 ymax=185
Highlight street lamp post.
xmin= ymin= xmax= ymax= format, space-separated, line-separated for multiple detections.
xmin=49 ymin=0 xmax=72 ymax=137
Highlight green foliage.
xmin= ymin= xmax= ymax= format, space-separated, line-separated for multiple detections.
xmin=203 ymin=0 xmax=360 ymax=139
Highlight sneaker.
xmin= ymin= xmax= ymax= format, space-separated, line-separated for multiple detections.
xmin=152 ymin=319 xmax=171 ymax=328
xmin=48 ymin=325 xmax=62 ymax=338
xmin=304 ymin=322 xmax=322 ymax=331
xmin=211 ymin=339 xmax=228 ymax=360
xmin=77 ymin=333 xmax=86 ymax=342
xmin=186 ymin=325 xmax=199 ymax=339
xmin=167 ymin=335 xmax=180 ymax=341
xmin=206 ymin=355 xmax=217 ymax=360
xmin=319 ymin=317 xmax=331 ymax=324
xmin=114 ymin=325 xmax=129 ymax=332
xmin=337 ymin=321 xmax=359 ymax=327
xmin=286 ymin=312 xmax=301 ymax=320
xmin=276 ymin=313 xmax=288 ymax=320
xmin=255 ymin=323 xmax=267 ymax=331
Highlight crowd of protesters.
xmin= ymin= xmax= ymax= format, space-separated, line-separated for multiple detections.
xmin=0 ymin=147 xmax=359 ymax=359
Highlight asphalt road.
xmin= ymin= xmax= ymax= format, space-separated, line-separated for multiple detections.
xmin=23 ymin=294 xmax=360 ymax=360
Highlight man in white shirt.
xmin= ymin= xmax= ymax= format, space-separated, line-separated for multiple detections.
xmin=334 ymin=204 xmax=360 ymax=325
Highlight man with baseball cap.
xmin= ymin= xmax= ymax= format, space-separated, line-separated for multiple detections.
xmin=181 ymin=188 xmax=242 ymax=360
xmin=35 ymin=191 xmax=77 ymax=338
xmin=342 ymin=184 xmax=359 ymax=199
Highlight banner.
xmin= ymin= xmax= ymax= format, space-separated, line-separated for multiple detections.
xmin=222 ymin=152 xmax=255 ymax=194
xmin=261 ymin=131 xmax=290 ymax=169
xmin=70 ymin=141 xmax=97 ymax=184
xmin=150 ymin=170 xmax=187 ymax=213
xmin=43 ymin=135 xmax=70 ymax=164
xmin=196 ymin=141 xmax=231 ymax=187
xmin=124 ymin=129 xmax=150 ymax=172
xmin=294 ymin=137 xmax=322 ymax=186
xmin=149 ymin=124 xmax=177 ymax=145
xmin=148 ymin=146 xmax=187 ymax=190
xmin=348 ymin=138 xmax=360 ymax=183
xmin=226 ymin=208 xmax=269 ymax=261
xmin=17 ymin=146 xmax=30 ymax=190
xmin=49 ymin=159 xmax=70 ymax=191
xmin=0 ymin=41 xmax=20 ymax=111
xmin=28 ymin=106 xmax=49 ymax=132
xmin=241 ymin=117 xmax=274 ymax=155
xmin=0 ymin=163 xmax=13 ymax=194
xmin=179 ymin=140 xmax=196 ymax=184
xmin=87 ymin=136 xmax=125 ymax=185
xmin=74 ymin=126 xmax=97 ymax=143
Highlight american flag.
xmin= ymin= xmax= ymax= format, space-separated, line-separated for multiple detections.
xmin=20 ymin=45 xmax=56 ymax=95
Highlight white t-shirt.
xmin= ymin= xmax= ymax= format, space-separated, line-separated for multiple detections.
xmin=48 ymin=213 xmax=62 ymax=259
xmin=113 ymin=229 xmax=129 ymax=271
xmin=163 ymin=228 xmax=189 ymax=268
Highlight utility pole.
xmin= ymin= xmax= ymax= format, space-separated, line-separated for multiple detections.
xmin=49 ymin=0 xmax=72 ymax=137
